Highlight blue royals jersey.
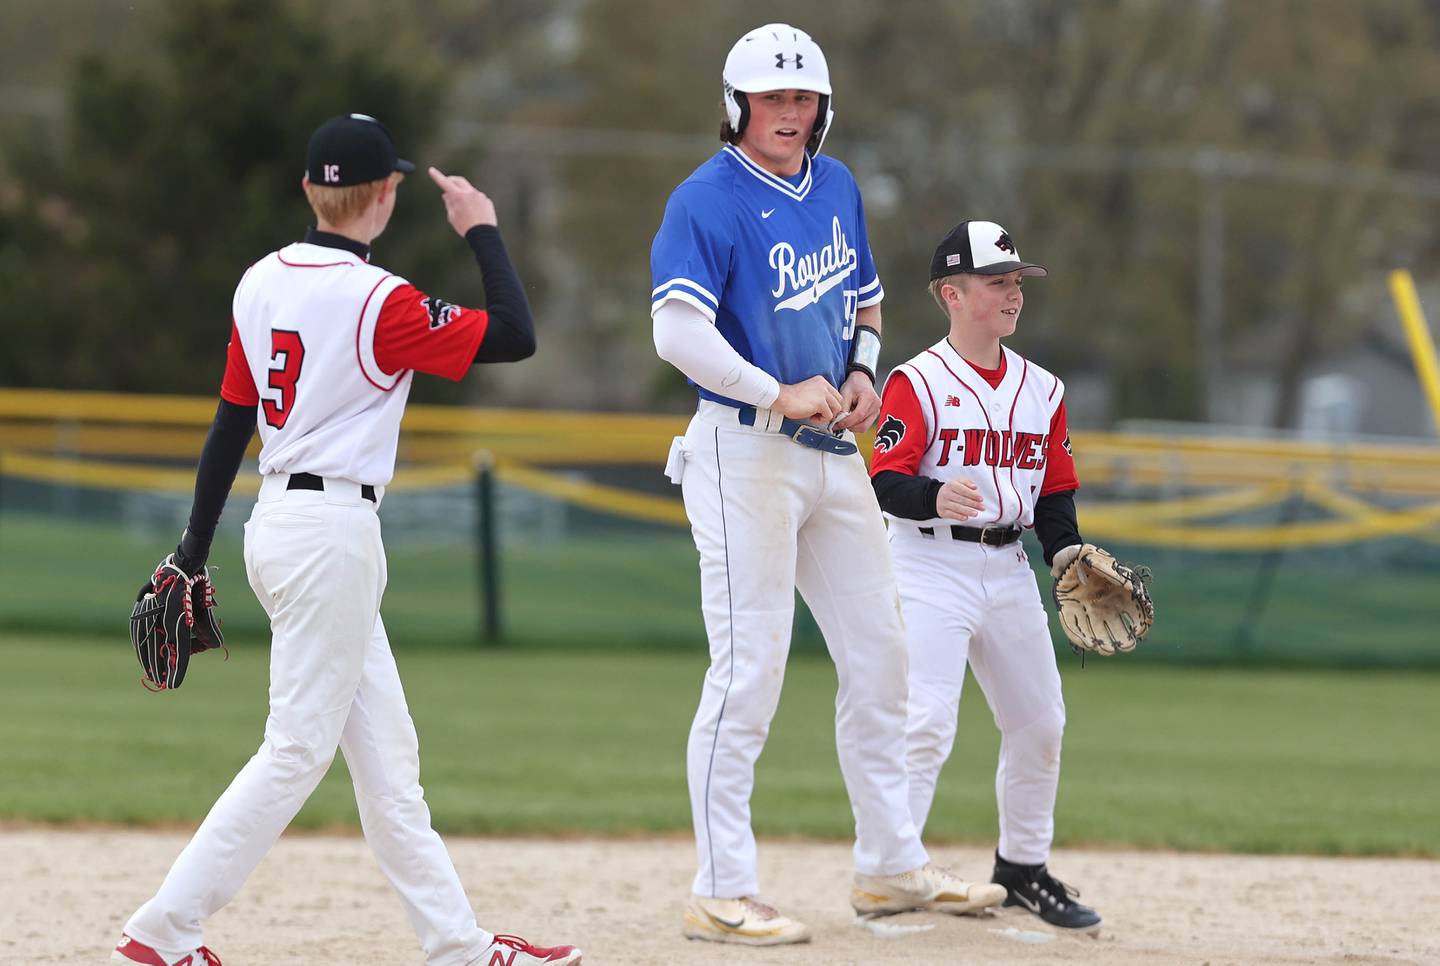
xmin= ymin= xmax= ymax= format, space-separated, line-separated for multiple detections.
xmin=650 ymin=145 xmax=884 ymax=405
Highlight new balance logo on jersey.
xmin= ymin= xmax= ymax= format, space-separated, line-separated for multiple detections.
xmin=874 ymin=414 xmax=905 ymax=453
xmin=775 ymin=52 xmax=804 ymax=69
xmin=995 ymin=231 xmax=1016 ymax=254
xmin=769 ymin=216 xmax=857 ymax=312
xmin=935 ymin=428 xmax=1049 ymax=470
xmin=944 ymin=395 xmax=962 ymax=407
xmin=422 ymin=296 xmax=459 ymax=330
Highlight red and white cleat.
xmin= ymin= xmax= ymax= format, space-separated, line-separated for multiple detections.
xmin=476 ymin=933 xmax=582 ymax=965
xmin=112 ymin=933 xmax=222 ymax=966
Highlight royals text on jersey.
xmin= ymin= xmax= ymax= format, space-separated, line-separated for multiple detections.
xmin=650 ymin=146 xmax=883 ymax=404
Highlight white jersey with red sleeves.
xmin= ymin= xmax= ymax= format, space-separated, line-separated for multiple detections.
xmin=220 ymin=241 xmax=488 ymax=486
xmin=870 ymin=339 xmax=1078 ymax=529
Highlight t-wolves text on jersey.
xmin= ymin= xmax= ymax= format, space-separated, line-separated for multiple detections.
xmin=870 ymin=343 xmax=1079 ymax=530
xmin=650 ymin=146 xmax=883 ymax=405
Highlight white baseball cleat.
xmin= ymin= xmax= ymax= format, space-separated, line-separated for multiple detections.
xmin=923 ymin=862 xmax=1009 ymax=915
xmin=473 ymin=934 xmax=582 ymax=965
xmin=682 ymin=894 xmax=812 ymax=945
xmin=111 ymin=933 xmax=222 ymax=965
xmin=851 ymin=863 xmax=1007 ymax=918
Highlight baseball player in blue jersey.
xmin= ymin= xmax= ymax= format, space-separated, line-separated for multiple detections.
xmin=652 ymin=23 xmax=1005 ymax=946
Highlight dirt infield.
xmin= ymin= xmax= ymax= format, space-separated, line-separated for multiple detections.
xmin=5 ymin=827 xmax=1436 ymax=965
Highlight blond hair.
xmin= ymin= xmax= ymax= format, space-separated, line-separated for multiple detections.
xmin=928 ymin=272 xmax=973 ymax=315
xmin=303 ymin=172 xmax=400 ymax=226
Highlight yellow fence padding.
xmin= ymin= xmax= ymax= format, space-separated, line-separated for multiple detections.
xmin=3 ymin=388 xmax=1440 ymax=550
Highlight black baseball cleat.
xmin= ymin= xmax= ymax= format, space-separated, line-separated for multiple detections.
xmin=991 ymin=852 xmax=1102 ymax=932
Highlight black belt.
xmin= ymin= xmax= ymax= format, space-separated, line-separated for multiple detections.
xmin=736 ymin=405 xmax=858 ymax=456
xmin=918 ymin=524 xmax=1022 ymax=546
xmin=287 ymin=472 xmax=376 ymax=503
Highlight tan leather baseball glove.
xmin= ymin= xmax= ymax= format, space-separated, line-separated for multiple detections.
xmin=1051 ymin=543 xmax=1154 ymax=656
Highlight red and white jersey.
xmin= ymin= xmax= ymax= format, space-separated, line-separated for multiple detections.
xmin=219 ymin=241 xmax=489 ymax=485
xmin=870 ymin=339 xmax=1078 ymax=529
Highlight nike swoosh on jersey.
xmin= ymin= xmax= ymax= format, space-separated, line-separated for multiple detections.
xmin=773 ymin=263 xmax=853 ymax=311
xmin=761 ymin=208 xmax=775 ymax=219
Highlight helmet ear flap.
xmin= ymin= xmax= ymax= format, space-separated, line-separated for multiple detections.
xmin=807 ymin=93 xmax=832 ymax=156
xmin=723 ymin=83 xmax=750 ymax=139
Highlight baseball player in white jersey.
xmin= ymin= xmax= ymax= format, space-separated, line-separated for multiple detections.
xmin=650 ymin=25 xmax=1005 ymax=946
xmin=869 ymin=220 xmax=1102 ymax=931
xmin=112 ymin=114 xmax=582 ymax=966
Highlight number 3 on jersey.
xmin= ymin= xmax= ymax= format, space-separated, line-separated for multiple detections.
xmin=262 ymin=329 xmax=305 ymax=429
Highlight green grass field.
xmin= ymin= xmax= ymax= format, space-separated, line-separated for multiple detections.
xmin=3 ymin=632 xmax=1435 ymax=856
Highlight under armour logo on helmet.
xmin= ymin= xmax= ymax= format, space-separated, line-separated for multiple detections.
xmin=775 ymin=52 xmax=804 ymax=69
xmin=995 ymin=232 xmax=1016 ymax=254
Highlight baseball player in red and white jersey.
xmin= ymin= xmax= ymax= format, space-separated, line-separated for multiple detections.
xmin=112 ymin=114 xmax=581 ymax=966
xmin=869 ymin=221 xmax=1102 ymax=932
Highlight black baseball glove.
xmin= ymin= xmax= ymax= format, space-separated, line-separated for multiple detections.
xmin=129 ymin=552 xmax=225 ymax=691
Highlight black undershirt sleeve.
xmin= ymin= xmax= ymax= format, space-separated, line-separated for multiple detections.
xmin=465 ymin=225 xmax=535 ymax=363
xmin=871 ymin=470 xmax=943 ymax=521
xmin=175 ymin=399 xmax=257 ymax=572
xmin=1033 ymin=489 xmax=1082 ymax=566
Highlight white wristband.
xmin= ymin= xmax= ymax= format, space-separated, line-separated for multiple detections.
xmin=848 ymin=325 xmax=881 ymax=382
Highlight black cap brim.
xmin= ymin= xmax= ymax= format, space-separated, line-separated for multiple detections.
xmin=396 ymin=158 xmax=416 ymax=174
xmin=968 ymin=261 xmax=1048 ymax=278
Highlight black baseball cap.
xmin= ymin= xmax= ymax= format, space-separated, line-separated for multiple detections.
xmin=305 ymin=113 xmax=415 ymax=187
xmin=929 ymin=220 xmax=1047 ymax=280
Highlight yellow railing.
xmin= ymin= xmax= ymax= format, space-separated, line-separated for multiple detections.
xmin=3 ymin=388 xmax=1440 ymax=549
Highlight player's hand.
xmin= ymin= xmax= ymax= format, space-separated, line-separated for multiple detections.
xmin=832 ymin=371 xmax=881 ymax=432
xmin=428 ymin=166 xmax=498 ymax=236
xmin=935 ymin=479 xmax=985 ymax=521
xmin=774 ymin=375 xmax=844 ymax=423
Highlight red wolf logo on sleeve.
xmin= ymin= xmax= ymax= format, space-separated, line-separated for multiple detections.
xmin=421 ymin=296 xmax=460 ymax=331
xmin=874 ymin=414 xmax=906 ymax=453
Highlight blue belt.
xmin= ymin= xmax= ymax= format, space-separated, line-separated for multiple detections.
xmin=736 ymin=406 xmax=858 ymax=456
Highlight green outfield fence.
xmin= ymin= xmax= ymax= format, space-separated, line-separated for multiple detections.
xmin=2 ymin=389 xmax=1439 ymax=667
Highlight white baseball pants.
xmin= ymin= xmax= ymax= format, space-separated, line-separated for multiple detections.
xmin=671 ymin=402 xmax=928 ymax=899
xmin=124 ymin=476 xmax=490 ymax=966
xmin=889 ymin=526 xmax=1067 ymax=866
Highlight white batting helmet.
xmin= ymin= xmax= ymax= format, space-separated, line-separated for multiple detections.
xmin=722 ymin=23 xmax=834 ymax=156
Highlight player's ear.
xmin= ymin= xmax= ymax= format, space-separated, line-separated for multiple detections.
xmin=943 ymin=280 xmax=962 ymax=307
